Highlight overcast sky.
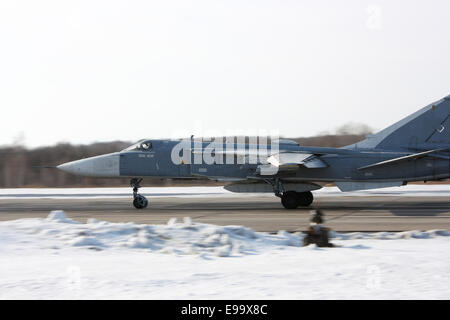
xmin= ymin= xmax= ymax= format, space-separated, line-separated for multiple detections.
xmin=0 ymin=0 xmax=449 ymax=148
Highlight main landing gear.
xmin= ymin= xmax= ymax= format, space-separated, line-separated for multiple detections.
xmin=267 ymin=178 xmax=315 ymax=209
xmin=131 ymin=178 xmax=148 ymax=209
xmin=280 ymin=191 xmax=314 ymax=209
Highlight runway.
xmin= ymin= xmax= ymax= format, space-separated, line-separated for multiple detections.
xmin=0 ymin=194 xmax=449 ymax=232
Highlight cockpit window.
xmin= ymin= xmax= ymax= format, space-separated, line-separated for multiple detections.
xmin=123 ymin=140 xmax=153 ymax=151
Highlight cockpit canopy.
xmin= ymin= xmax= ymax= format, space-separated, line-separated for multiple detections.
xmin=123 ymin=140 xmax=153 ymax=152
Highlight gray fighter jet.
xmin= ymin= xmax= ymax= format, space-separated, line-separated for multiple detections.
xmin=57 ymin=95 xmax=450 ymax=209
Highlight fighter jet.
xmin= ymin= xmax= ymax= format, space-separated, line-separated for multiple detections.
xmin=57 ymin=95 xmax=450 ymax=209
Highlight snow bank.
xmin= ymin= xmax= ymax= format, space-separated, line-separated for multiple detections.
xmin=47 ymin=210 xmax=77 ymax=223
xmin=330 ymin=229 xmax=450 ymax=240
xmin=2 ymin=211 xmax=449 ymax=258
xmin=0 ymin=211 xmax=304 ymax=257
xmin=1 ymin=212 xmax=450 ymax=299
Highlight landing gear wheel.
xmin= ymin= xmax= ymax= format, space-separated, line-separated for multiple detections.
xmin=296 ymin=191 xmax=314 ymax=207
xmin=130 ymin=178 xmax=148 ymax=209
xmin=133 ymin=195 xmax=148 ymax=209
xmin=281 ymin=191 xmax=300 ymax=209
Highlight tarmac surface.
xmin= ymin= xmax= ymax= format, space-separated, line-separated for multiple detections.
xmin=0 ymin=195 xmax=449 ymax=232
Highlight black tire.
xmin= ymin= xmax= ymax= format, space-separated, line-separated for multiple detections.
xmin=133 ymin=195 xmax=148 ymax=209
xmin=281 ymin=191 xmax=300 ymax=209
xmin=296 ymin=191 xmax=314 ymax=207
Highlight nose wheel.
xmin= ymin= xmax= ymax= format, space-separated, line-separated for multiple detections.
xmin=133 ymin=194 xmax=148 ymax=209
xmin=130 ymin=178 xmax=148 ymax=209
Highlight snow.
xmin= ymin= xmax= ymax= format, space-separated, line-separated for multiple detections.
xmin=0 ymin=184 xmax=448 ymax=199
xmin=1 ymin=211 xmax=449 ymax=299
xmin=0 ymin=187 xmax=228 ymax=199
xmin=315 ymin=184 xmax=450 ymax=197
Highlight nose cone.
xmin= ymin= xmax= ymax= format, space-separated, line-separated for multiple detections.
xmin=57 ymin=153 xmax=120 ymax=177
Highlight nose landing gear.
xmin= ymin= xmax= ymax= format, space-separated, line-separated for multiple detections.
xmin=131 ymin=178 xmax=148 ymax=209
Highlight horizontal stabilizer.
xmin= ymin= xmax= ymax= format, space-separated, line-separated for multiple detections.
xmin=358 ymin=149 xmax=448 ymax=170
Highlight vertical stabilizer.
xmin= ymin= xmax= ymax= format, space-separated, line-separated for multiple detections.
xmin=346 ymin=95 xmax=450 ymax=150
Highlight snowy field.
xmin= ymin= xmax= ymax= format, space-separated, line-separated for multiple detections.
xmin=1 ymin=211 xmax=449 ymax=300
xmin=0 ymin=184 xmax=449 ymax=199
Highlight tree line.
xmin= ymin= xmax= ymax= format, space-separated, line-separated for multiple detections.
xmin=0 ymin=134 xmax=366 ymax=188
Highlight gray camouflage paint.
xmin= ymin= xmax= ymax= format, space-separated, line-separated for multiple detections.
xmin=58 ymin=95 xmax=450 ymax=193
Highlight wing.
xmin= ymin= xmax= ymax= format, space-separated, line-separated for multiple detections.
xmin=192 ymin=148 xmax=329 ymax=176
xmin=255 ymin=153 xmax=328 ymax=176
xmin=267 ymin=153 xmax=328 ymax=168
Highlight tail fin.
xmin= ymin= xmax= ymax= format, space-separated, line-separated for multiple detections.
xmin=347 ymin=95 xmax=450 ymax=151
